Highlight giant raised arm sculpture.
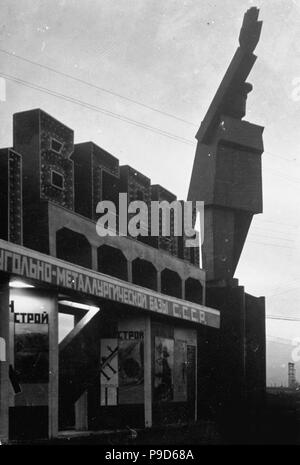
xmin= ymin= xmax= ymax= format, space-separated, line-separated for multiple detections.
xmin=188 ymin=7 xmax=264 ymax=283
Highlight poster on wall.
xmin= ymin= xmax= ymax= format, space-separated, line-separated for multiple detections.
xmin=14 ymin=319 xmax=49 ymax=384
xmin=154 ymin=337 xmax=174 ymax=402
xmin=118 ymin=331 xmax=144 ymax=405
xmin=100 ymin=338 xmax=118 ymax=406
xmin=174 ymin=340 xmax=187 ymax=402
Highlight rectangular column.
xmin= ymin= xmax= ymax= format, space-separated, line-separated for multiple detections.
xmin=157 ymin=271 xmax=161 ymax=293
xmin=144 ymin=316 xmax=152 ymax=428
xmin=0 ymin=281 xmax=10 ymax=443
xmin=127 ymin=260 xmax=132 ymax=282
xmin=202 ymin=283 xmax=206 ymax=305
xmin=73 ymin=314 xmax=88 ymax=431
xmin=182 ymin=280 xmax=186 ymax=300
xmin=49 ymin=293 xmax=59 ymax=438
xmin=91 ymin=245 xmax=98 ymax=271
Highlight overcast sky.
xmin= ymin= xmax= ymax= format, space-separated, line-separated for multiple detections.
xmin=1 ymin=0 xmax=299 ymax=385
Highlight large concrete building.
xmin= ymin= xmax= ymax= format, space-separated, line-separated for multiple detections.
xmin=0 ymin=7 xmax=265 ymax=443
xmin=0 ymin=107 xmax=219 ymax=441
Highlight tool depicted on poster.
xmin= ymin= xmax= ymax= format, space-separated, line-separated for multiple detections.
xmin=100 ymin=338 xmax=118 ymax=406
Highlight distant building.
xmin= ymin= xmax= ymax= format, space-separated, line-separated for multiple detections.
xmin=288 ymin=362 xmax=296 ymax=389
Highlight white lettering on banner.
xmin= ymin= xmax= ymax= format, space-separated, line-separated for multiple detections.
xmin=0 ymin=246 xmax=220 ymax=328
xmin=172 ymin=303 xmax=182 ymax=319
xmin=191 ymin=308 xmax=199 ymax=322
xmin=149 ymin=296 xmax=168 ymax=314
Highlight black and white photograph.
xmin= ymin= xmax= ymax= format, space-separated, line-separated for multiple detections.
xmin=0 ymin=0 xmax=299 ymax=451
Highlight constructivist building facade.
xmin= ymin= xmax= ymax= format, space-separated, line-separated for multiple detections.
xmin=0 ymin=108 xmax=220 ymax=441
xmin=0 ymin=7 xmax=267 ymax=444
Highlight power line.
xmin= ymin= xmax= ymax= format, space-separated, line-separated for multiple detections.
xmin=267 ymin=315 xmax=300 ymax=322
xmin=3 ymin=48 xmax=300 ymax=171
xmin=268 ymin=168 xmax=300 ymax=185
xmin=252 ymin=226 xmax=295 ymax=238
xmin=1 ymin=50 xmax=299 ymax=173
xmin=250 ymin=232 xmax=294 ymax=243
xmin=0 ymin=47 xmax=196 ymax=126
xmin=201 ymin=215 xmax=295 ymax=247
xmin=266 ymin=150 xmax=299 ymax=163
xmin=258 ymin=219 xmax=298 ymax=229
xmin=247 ymin=240 xmax=294 ymax=249
xmin=5 ymin=72 xmax=297 ymax=249
xmin=267 ymin=286 xmax=300 ymax=299
xmin=2 ymin=48 xmax=299 ymax=169
xmin=2 ymin=49 xmax=299 ymax=162
xmin=267 ymin=276 xmax=300 ymax=296
xmin=0 ymin=48 xmax=298 ymax=162
xmin=0 ymin=72 xmax=196 ymax=146
xmin=264 ymin=150 xmax=298 ymax=163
